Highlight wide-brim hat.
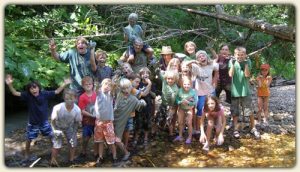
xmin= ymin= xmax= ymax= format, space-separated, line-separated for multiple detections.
xmin=160 ymin=46 xmax=174 ymax=55
xmin=260 ymin=64 xmax=270 ymax=70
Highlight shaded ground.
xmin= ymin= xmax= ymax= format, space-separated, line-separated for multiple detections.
xmin=4 ymin=85 xmax=296 ymax=168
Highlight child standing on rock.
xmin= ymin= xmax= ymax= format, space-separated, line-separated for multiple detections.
xmin=256 ymin=64 xmax=272 ymax=126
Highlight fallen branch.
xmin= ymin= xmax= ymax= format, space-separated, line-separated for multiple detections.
xmin=29 ymin=157 xmax=41 ymax=168
xmin=247 ymin=39 xmax=278 ymax=58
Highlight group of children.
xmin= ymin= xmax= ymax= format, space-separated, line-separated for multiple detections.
xmin=5 ymin=12 xmax=273 ymax=167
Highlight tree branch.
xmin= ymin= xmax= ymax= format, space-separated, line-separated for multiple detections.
xmin=247 ymin=39 xmax=278 ymax=58
xmin=177 ymin=6 xmax=295 ymax=42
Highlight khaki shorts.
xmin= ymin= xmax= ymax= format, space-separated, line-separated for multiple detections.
xmin=230 ymin=96 xmax=253 ymax=117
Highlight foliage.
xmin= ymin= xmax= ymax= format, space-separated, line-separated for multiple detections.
xmin=4 ymin=4 xmax=296 ymax=90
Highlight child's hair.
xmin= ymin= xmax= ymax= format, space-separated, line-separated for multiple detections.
xmin=119 ymin=78 xmax=132 ymax=89
xmin=101 ymin=78 xmax=112 ymax=87
xmin=166 ymin=58 xmax=181 ymax=71
xmin=81 ymin=76 xmax=93 ymax=86
xmin=196 ymin=50 xmax=212 ymax=65
xmin=184 ymin=41 xmax=197 ymax=54
xmin=181 ymin=76 xmax=192 ymax=85
xmin=26 ymin=80 xmax=42 ymax=93
xmin=219 ymin=43 xmax=229 ymax=50
xmin=128 ymin=13 xmax=138 ymax=21
xmin=203 ymin=96 xmax=221 ymax=113
xmin=63 ymin=88 xmax=77 ymax=99
xmin=133 ymin=37 xmax=144 ymax=45
xmin=234 ymin=46 xmax=246 ymax=54
xmin=75 ymin=36 xmax=88 ymax=47
xmin=95 ymin=50 xmax=108 ymax=58
xmin=121 ymin=62 xmax=133 ymax=72
xmin=139 ymin=67 xmax=151 ymax=76
xmin=164 ymin=70 xmax=179 ymax=82
xmin=127 ymin=73 xmax=140 ymax=81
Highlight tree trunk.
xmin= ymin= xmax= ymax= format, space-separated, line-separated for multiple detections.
xmin=178 ymin=7 xmax=295 ymax=42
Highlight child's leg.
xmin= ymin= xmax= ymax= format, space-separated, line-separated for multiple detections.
xmin=257 ymin=97 xmax=263 ymax=123
xmin=206 ymin=119 xmax=214 ymax=146
xmin=115 ymin=141 xmax=129 ymax=155
xmin=167 ymin=107 xmax=176 ymax=136
xmin=98 ymin=142 xmax=104 ymax=159
xmin=50 ymin=148 xmax=59 ymax=165
xmin=177 ymin=108 xmax=185 ymax=138
xmin=127 ymin=46 xmax=135 ymax=63
xmin=94 ymin=143 xmax=99 ymax=158
xmin=69 ymin=147 xmax=75 ymax=161
xmin=186 ymin=110 xmax=193 ymax=140
xmin=109 ymin=144 xmax=117 ymax=160
xmin=123 ymin=131 xmax=130 ymax=148
xmin=25 ymin=140 xmax=31 ymax=159
xmin=263 ymin=97 xmax=270 ymax=123
xmin=196 ymin=96 xmax=206 ymax=132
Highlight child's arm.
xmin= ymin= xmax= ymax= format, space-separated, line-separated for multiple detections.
xmin=54 ymin=78 xmax=72 ymax=94
xmin=89 ymin=41 xmax=97 ymax=72
xmin=228 ymin=60 xmax=235 ymax=77
xmin=140 ymin=78 xmax=152 ymax=97
xmin=49 ymin=38 xmax=60 ymax=61
xmin=199 ymin=114 xmax=207 ymax=143
xmin=244 ymin=62 xmax=251 ymax=78
xmin=266 ymin=76 xmax=273 ymax=87
xmin=5 ymin=74 xmax=21 ymax=97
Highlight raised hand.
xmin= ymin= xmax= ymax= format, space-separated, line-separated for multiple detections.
xmin=63 ymin=77 xmax=72 ymax=85
xmin=5 ymin=74 xmax=13 ymax=85
xmin=49 ymin=38 xmax=56 ymax=50
xmin=89 ymin=40 xmax=97 ymax=49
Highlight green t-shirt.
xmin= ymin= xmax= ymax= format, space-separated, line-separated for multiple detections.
xmin=176 ymin=88 xmax=198 ymax=111
xmin=183 ymin=54 xmax=196 ymax=62
xmin=160 ymin=72 xmax=179 ymax=106
xmin=228 ymin=58 xmax=252 ymax=97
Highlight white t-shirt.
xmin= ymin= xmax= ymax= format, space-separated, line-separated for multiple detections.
xmin=192 ymin=62 xmax=219 ymax=96
xmin=51 ymin=102 xmax=82 ymax=129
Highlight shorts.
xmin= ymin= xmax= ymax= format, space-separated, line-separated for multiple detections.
xmin=196 ymin=91 xmax=216 ymax=117
xmin=52 ymin=128 xmax=78 ymax=149
xmin=230 ymin=96 xmax=253 ymax=117
xmin=94 ymin=120 xmax=116 ymax=144
xmin=26 ymin=121 xmax=53 ymax=141
xmin=82 ymin=125 xmax=95 ymax=137
xmin=124 ymin=117 xmax=134 ymax=131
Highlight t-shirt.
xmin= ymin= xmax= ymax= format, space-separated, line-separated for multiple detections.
xmin=94 ymin=91 xmax=114 ymax=121
xmin=78 ymin=92 xmax=97 ymax=126
xmin=94 ymin=65 xmax=113 ymax=84
xmin=216 ymin=55 xmax=232 ymax=85
xmin=59 ymin=48 xmax=93 ymax=92
xmin=132 ymin=52 xmax=148 ymax=74
xmin=192 ymin=62 xmax=219 ymax=96
xmin=113 ymin=93 xmax=144 ymax=139
xmin=51 ymin=102 xmax=82 ymax=130
xmin=256 ymin=77 xmax=271 ymax=97
xmin=176 ymin=88 xmax=198 ymax=111
xmin=183 ymin=54 xmax=196 ymax=62
xmin=124 ymin=24 xmax=143 ymax=45
xmin=160 ymin=72 xmax=179 ymax=106
xmin=20 ymin=90 xmax=56 ymax=125
xmin=229 ymin=58 xmax=252 ymax=97
xmin=202 ymin=105 xmax=225 ymax=119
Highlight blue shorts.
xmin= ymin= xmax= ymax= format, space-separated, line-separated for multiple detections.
xmin=196 ymin=91 xmax=216 ymax=117
xmin=26 ymin=121 xmax=53 ymax=141
xmin=124 ymin=117 xmax=134 ymax=131
xmin=82 ymin=125 xmax=95 ymax=137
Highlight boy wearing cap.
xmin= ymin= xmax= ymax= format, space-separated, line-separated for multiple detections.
xmin=256 ymin=64 xmax=272 ymax=126
xmin=229 ymin=46 xmax=260 ymax=139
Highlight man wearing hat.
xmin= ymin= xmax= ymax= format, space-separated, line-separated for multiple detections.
xmin=159 ymin=46 xmax=175 ymax=71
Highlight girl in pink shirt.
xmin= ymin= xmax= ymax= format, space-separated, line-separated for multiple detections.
xmin=199 ymin=96 xmax=226 ymax=151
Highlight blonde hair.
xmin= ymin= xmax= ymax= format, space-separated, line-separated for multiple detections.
xmin=95 ymin=50 xmax=108 ymax=58
xmin=166 ymin=58 xmax=181 ymax=71
xmin=181 ymin=76 xmax=192 ymax=85
xmin=234 ymin=46 xmax=246 ymax=54
xmin=164 ymin=70 xmax=179 ymax=82
xmin=101 ymin=78 xmax=112 ymax=87
xmin=119 ymin=78 xmax=132 ymax=89
xmin=139 ymin=67 xmax=151 ymax=75
xmin=184 ymin=41 xmax=197 ymax=54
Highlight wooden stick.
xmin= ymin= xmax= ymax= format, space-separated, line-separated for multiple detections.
xmin=29 ymin=157 xmax=41 ymax=168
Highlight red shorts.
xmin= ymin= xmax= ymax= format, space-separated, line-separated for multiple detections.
xmin=94 ymin=120 xmax=116 ymax=144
